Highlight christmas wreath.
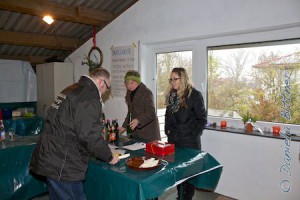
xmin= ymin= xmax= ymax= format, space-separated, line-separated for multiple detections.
xmin=82 ymin=46 xmax=103 ymax=72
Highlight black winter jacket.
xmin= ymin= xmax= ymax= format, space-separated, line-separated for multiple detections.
xmin=165 ymin=88 xmax=207 ymax=150
xmin=30 ymin=76 xmax=112 ymax=182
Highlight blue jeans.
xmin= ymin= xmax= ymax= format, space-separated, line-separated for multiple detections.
xmin=47 ymin=178 xmax=87 ymax=200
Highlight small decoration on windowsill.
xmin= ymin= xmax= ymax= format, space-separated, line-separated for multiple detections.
xmin=241 ymin=111 xmax=257 ymax=124
xmin=241 ymin=111 xmax=257 ymax=133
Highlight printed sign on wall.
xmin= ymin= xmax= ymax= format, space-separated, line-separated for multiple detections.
xmin=111 ymin=45 xmax=135 ymax=97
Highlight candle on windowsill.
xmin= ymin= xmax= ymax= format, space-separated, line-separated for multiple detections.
xmin=272 ymin=126 xmax=281 ymax=135
xmin=220 ymin=121 xmax=227 ymax=128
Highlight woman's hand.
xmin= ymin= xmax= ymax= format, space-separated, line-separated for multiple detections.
xmin=130 ymin=119 xmax=139 ymax=130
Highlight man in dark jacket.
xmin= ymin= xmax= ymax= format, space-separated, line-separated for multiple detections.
xmin=119 ymin=70 xmax=161 ymax=142
xmin=30 ymin=68 xmax=119 ymax=200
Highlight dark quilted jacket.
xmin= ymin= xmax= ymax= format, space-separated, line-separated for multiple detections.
xmin=165 ymin=88 xmax=207 ymax=150
xmin=30 ymin=76 xmax=112 ymax=181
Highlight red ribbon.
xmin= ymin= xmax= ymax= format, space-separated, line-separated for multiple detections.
xmin=92 ymin=26 xmax=96 ymax=47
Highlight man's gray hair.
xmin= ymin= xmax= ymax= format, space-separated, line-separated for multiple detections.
xmin=89 ymin=67 xmax=110 ymax=79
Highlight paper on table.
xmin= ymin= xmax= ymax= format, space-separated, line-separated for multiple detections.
xmin=118 ymin=153 xmax=130 ymax=159
xmin=108 ymin=144 xmax=118 ymax=149
xmin=111 ymin=148 xmax=126 ymax=156
xmin=139 ymin=158 xmax=159 ymax=168
xmin=122 ymin=142 xmax=146 ymax=151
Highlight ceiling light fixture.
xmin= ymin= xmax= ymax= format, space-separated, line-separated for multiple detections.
xmin=43 ymin=15 xmax=54 ymax=25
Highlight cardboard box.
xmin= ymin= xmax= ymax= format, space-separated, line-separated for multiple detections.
xmin=146 ymin=140 xmax=175 ymax=156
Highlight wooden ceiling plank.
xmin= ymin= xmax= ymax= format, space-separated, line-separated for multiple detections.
xmin=0 ymin=30 xmax=84 ymax=50
xmin=0 ymin=54 xmax=50 ymax=65
xmin=77 ymin=6 xmax=114 ymax=22
xmin=0 ymin=0 xmax=112 ymax=26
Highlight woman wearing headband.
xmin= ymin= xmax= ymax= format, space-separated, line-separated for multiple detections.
xmin=119 ymin=70 xmax=161 ymax=142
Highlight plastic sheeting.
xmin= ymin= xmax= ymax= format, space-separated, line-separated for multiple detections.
xmin=3 ymin=117 xmax=44 ymax=136
xmin=84 ymin=148 xmax=223 ymax=200
xmin=0 ymin=59 xmax=37 ymax=103
xmin=0 ymin=137 xmax=48 ymax=200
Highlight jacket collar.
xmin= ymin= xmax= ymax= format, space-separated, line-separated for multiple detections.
xmin=133 ymin=82 xmax=146 ymax=100
xmin=79 ymin=76 xmax=104 ymax=104
xmin=127 ymin=82 xmax=146 ymax=103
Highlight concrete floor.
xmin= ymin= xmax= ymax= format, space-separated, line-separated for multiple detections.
xmin=33 ymin=188 xmax=236 ymax=200
xmin=159 ymin=187 xmax=235 ymax=200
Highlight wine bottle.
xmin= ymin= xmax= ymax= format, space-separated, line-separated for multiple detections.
xmin=110 ymin=120 xmax=116 ymax=143
xmin=101 ymin=112 xmax=106 ymax=125
xmin=126 ymin=113 xmax=133 ymax=139
xmin=115 ymin=119 xmax=119 ymax=142
xmin=106 ymin=119 xmax=111 ymax=141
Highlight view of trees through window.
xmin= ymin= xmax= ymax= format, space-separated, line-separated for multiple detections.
xmin=208 ymin=40 xmax=300 ymax=124
xmin=156 ymin=51 xmax=192 ymax=109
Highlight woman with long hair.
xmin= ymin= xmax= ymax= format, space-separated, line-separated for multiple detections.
xmin=165 ymin=67 xmax=207 ymax=200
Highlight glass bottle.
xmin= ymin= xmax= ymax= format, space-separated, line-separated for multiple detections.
xmin=0 ymin=120 xmax=5 ymax=142
xmin=115 ymin=119 xmax=119 ymax=143
xmin=8 ymin=125 xmax=15 ymax=141
xmin=126 ymin=113 xmax=133 ymax=139
xmin=101 ymin=119 xmax=107 ymax=140
xmin=106 ymin=119 xmax=111 ymax=141
xmin=110 ymin=121 xmax=116 ymax=143
xmin=101 ymin=112 xmax=106 ymax=125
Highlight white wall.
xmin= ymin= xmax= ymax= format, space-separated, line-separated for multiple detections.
xmin=68 ymin=0 xmax=300 ymax=199
xmin=202 ymin=130 xmax=300 ymax=200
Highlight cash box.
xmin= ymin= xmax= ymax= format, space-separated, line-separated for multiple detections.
xmin=146 ymin=140 xmax=175 ymax=156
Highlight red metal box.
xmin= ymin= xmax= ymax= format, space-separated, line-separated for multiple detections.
xmin=146 ymin=141 xmax=175 ymax=156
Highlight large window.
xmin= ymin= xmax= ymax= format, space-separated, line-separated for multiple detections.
xmin=208 ymin=40 xmax=300 ymax=125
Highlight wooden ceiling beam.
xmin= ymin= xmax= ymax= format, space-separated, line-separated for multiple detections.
xmin=77 ymin=6 xmax=114 ymax=22
xmin=0 ymin=0 xmax=115 ymax=26
xmin=0 ymin=55 xmax=55 ymax=65
xmin=0 ymin=30 xmax=84 ymax=50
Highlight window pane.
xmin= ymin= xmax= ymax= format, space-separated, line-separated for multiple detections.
xmin=156 ymin=51 xmax=192 ymax=109
xmin=156 ymin=51 xmax=192 ymax=137
xmin=208 ymin=40 xmax=300 ymax=124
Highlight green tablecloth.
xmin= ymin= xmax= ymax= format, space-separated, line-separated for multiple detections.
xmin=84 ymin=148 xmax=222 ymax=200
xmin=0 ymin=136 xmax=48 ymax=200
xmin=0 ymin=136 xmax=222 ymax=200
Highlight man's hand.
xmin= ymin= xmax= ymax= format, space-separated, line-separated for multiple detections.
xmin=109 ymin=155 xmax=119 ymax=165
xmin=118 ymin=127 xmax=126 ymax=134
